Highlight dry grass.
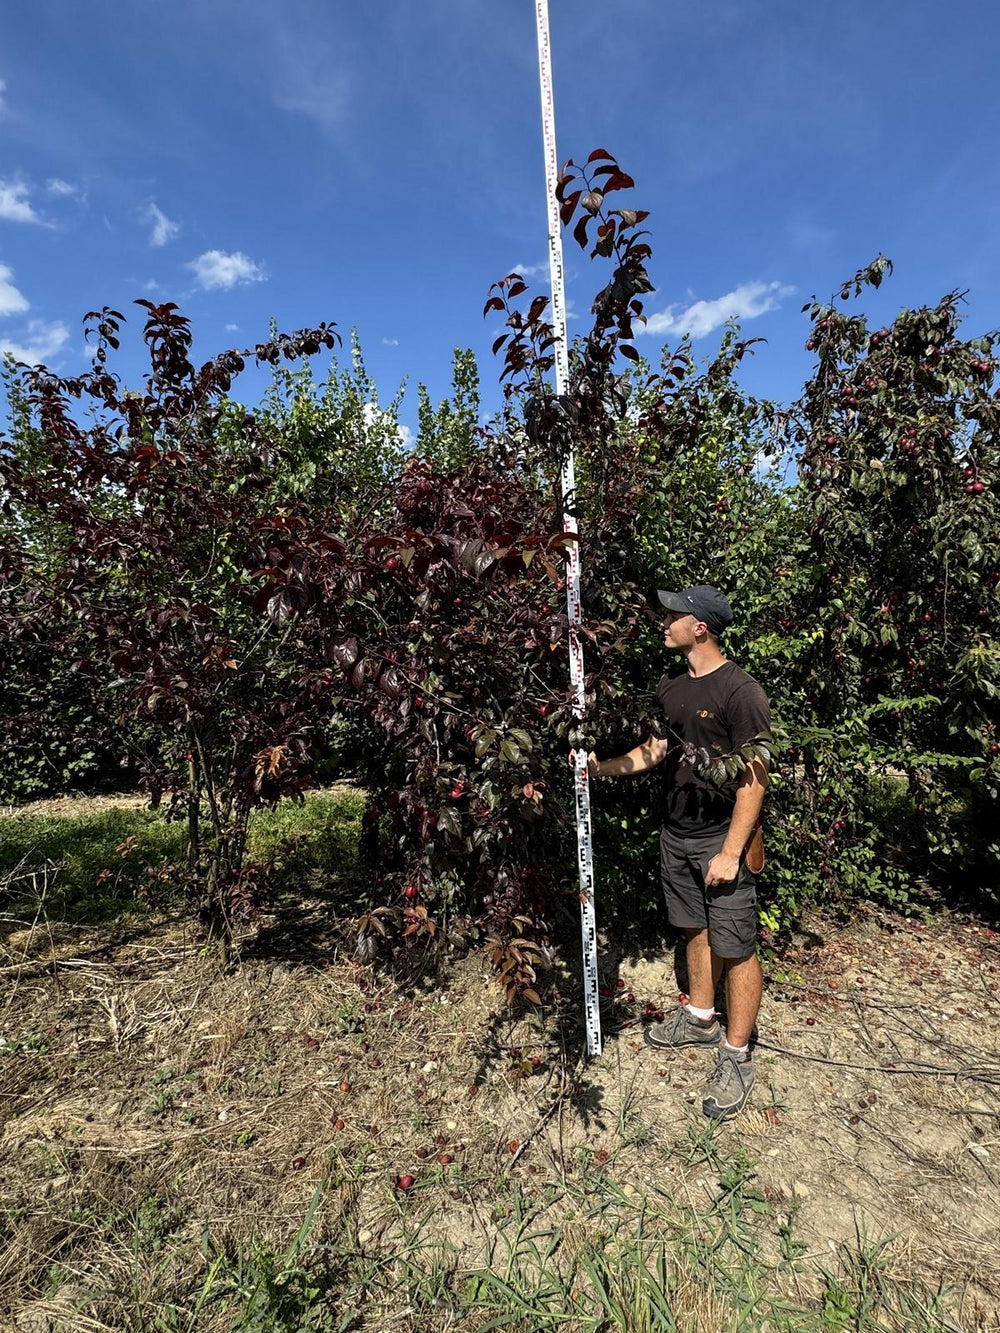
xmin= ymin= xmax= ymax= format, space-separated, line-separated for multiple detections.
xmin=1 ymin=874 xmax=998 ymax=1329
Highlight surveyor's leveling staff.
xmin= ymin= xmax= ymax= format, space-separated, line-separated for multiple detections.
xmin=534 ymin=0 xmax=602 ymax=1057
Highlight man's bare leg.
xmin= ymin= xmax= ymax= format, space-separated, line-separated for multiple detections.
xmin=685 ymin=927 xmax=724 ymax=1011
xmin=722 ymin=952 xmax=762 ymax=1048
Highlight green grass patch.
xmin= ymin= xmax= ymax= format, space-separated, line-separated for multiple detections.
xmin=0 ymin=805 xmax=187 ymax=922
xmin=247 ymin=786 xmax=365 ymax=876
xmin=88 ymin=1178 xmax=967 ymax=1333
xmin=0 ymin=787 xmax=364 ymax=924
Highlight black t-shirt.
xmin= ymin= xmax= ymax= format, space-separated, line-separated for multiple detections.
xmin=655 ymin=660 xmax=771 ymax=836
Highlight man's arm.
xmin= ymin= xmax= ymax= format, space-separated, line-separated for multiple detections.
xmin=705 ymin=758 xmax=768 ymax=886
xmin=578 ymin=734 xmax=671 ymax=778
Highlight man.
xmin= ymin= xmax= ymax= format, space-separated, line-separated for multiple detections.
xmin=584 ymin=584 xmax=771 ymax=1119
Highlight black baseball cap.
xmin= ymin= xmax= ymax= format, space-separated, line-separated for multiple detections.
xmin=657 ymin=584 xmax=733 ymax=635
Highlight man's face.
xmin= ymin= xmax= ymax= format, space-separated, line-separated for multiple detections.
xmin=663 ymin=609 xmax=703 ymax=651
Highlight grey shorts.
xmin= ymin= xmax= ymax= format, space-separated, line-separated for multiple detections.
xmin=659 ymin=826 xmax=758 ymax=960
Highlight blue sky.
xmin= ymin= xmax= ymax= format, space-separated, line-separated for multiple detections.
xmin=2 ymin=0 xmax=999 ymax=438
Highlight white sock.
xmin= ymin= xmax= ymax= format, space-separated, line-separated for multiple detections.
xmin=723 ymin=1038 xmax=749 ymax=1056
xmin=685 ymin=1003 xmax=715 ymax=1022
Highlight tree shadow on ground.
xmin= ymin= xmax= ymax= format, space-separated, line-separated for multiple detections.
xmin=237 ymin=872 xmax=368 ymax=966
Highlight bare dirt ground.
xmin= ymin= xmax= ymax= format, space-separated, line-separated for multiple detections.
xmin=1 ymin=794 xmax=999 ymax=1330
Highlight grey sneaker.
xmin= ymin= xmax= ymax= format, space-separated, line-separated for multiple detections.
xmin=644 ymin=1006 xmax=721 ymax=1050
xmin=702 ymin=1046 xmax=755 ymax=1120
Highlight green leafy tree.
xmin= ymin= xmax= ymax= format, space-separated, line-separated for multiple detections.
xmin=255 ymin=327 xmax=408 ymax=512
xmin=416 ymin=347 xmax=481 ymax=470
xmin=775 ymin=259 xmax=999 ymax=909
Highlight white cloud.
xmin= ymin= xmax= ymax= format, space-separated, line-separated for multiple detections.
xmin=511 ymin=261 xmax=550 ymax=280
xmin=399 ymin=423 xmax=414 ymax=449
xmin=188 ymin=249 xmax=266 ymax=291
xmin=0 ymin=264 xmax=29 ymax=317
xmin=786 ymin=214 xmax=835 ymax=249
xmin=47 ymin=178 xmax=77 ymax=197
xmin=272 ymin=32 xmax=352 ymax=133
xmin=0 ymin=318 xmax=70 ymax=364
xmin=225 ymin=322 xmax=240 ymax=332
xmin=276 ymin=81 xmax=351 ymax=131
xmin=142 ymin=279 xmax=163 ymax=293
xmin=0 ymin=178 xmax=42 ymax=225
xmin=145 ymin=201 xmax=179 ymax=247
xmin=381 ymin=336 xmax=399 ymax=346
xmin=641 ymin=281 xmax=796 ymax=340
xmin=0 ymin=269 xmax=70 ymax=367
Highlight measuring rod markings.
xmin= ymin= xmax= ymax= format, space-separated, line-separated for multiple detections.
xmin=534 ymin=0 xmax=602 ymax=1057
